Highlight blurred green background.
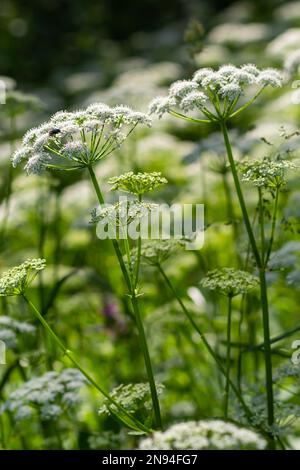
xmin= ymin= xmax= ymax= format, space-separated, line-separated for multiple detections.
xmin=0 ymin=0 xmax=280 ymax=86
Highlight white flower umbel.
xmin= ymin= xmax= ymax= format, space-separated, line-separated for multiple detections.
xmin=12 ymin=103 xmax=151 ymax=174
xmin=0 ymin=316 xmax=36 ymax=349
xmin=99 ymin=382 xmax=164 ymax=417
xmin=108 ymin=172 xmax=168 ymax=196
xmin=0 ymin=259 xmax=46 ymax=296
xmin=138 ymin=420 xmax=266 ymax=450
xmin=132 ymin=239 xmax=184 ymax=266
xmin=240 ymin=157 xmax=297 ymax=189
xmin=0 ymin=369 xmax=85 ymax=422
xmin=149 ymin=64 xmax=282 ymax=122
xmin=91 ymin=200 xmax=158 ymax=231
xmin=201 ymin=268 xmax=259 ymax=297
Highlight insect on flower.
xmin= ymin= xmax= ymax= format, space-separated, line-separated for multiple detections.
xmin=48 ymin=128 xmax=61 ymax=136
xmin=11 ymin=103 xmax=152 ymax=174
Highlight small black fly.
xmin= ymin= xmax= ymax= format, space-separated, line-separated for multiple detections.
xmin=49 ymin=128 xmax=61 ymax=136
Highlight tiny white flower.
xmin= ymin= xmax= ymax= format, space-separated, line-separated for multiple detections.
xmin=219 ymin=83 xmax=242 ymax=100
xmin=257 ymin=68 xmax=283 ymax=88
xmin=149 ymin=96 xmax=176 ymax=118
xmin=192 ymin=68 xmax=214 ymax=85
xmin=180 ymin=91 xmax=208 ymax=111
xmin=169 ymin=80 xmax=198 ymax=99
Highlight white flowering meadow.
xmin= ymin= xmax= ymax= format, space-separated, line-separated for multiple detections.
xmin=1 ymin=0 xmax=300 ymax=452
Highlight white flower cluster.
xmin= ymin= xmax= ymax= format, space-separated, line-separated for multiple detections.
xmin=201 ymin=268 xmax=259 ymax=297
xmin=12 ymin=103 xmax=151 ymax=174
xmin=273 ymin=362 xmax=300 ymax=382
xmin=138 ymin=420 xmax=266 ymax=450
xmin=149 ymin=64 xmax=282 ymax=119
xmin=91 ymin=200 xmax=158 ymax=227
xmin=0 ymin=316 xmax=36 ymax=349
xmin=1 ymin=369 xmax=85 ymax=422
xmin=99 ymin=382 xmax=164 ymax=416
xmin=132 ymin=239 xmax=184 ymax=266
xmin=108 ymin=171 xmax=168 ymax=196
xmin=240 ymin=157 xmax=297 ymax=189
xmin=0 ymin=258 xmax=46 ymax=296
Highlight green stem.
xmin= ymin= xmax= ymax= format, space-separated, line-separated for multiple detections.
xmin=131 ymin=294 xmax=162 ymax=429
xmin=220 ymin=121 xmax=274 ymax=429
xmin=88 ymin=165 xmax=162 ymax=429
xmin=123 ymin=235 xmax=134 ymax=286
xmin=157 ymin=264 xmax=252 ymax=421
xmin=87 ymin=165 xmax=105 ymax=205
xmin=222 ymin=171 xmax=240 ymax=264
xmin=220 ymin=122 xmax=261 ymax=267
xmin=257 ymin=188 xmax=274 ymax=426
xmin=228 ymin=88 xmax=264 ymax=120
xmin=258 ymin=268 xmax=274 ymax=426
xmin=22 ymin=294 xmax=149 ymax=433
xmin=169 ymin=109 xmax=212 ymax=123
xmin=224 ymin=295 xmax=233 ymax=418
xmin=265 ymin=186 xmax=279 ymax=265
xmin=222 ymin=171 xmax=234 ymax=223
xmin=258 ymin=187 xmax=266 ymax=265
xmin=88 ymin=165 xmax=131 ymax=290
xmin=245 ymin=323 xmax=300 ymax=352
xmin=135 ymin=194 xmax=142 ymax=288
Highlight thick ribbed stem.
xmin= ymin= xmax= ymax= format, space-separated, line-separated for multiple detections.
xmin=220 ymin=122 xmax=274 ymax=429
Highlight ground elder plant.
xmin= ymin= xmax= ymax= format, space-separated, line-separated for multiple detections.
xmin=1 ymin=369 xmax=84 ymax=422
xmin=136 ymin=241 xmax=253 ymax=423
xmin=0 ymin=260 xmax=150 ymax=434
xmin=11 ymin=107 xmax=164 ymax=431
xmin=0 ymin=316 xmax=36 ymax=349
xmin=201 ymin=269 xmax=259 ymax=417
xmin=150 ymin=63 xmax=286 ymax=446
